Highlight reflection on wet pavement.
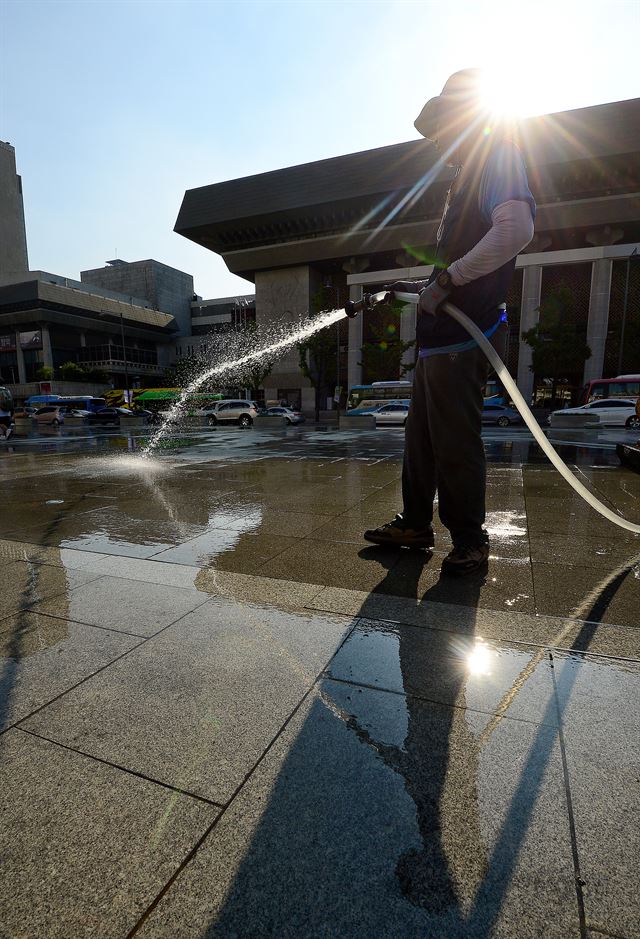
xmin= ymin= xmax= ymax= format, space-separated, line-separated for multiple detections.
xmin=1 ymin=433 xmax=639 ymax=937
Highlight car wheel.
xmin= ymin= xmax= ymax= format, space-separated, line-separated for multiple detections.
xmin=497 ymin=416 xmax=510 ymax=427
xmin=626 ymin=415 xmax=640 ymax=430
xmin=239 ymin=415 xmax=252 ymax=428
xmin=207 ymin=416 xmax=217 ymax=427
xmin=52 ymin=418 xmax=60 ymax=427
xmin=285 ymin=418 xmax=292 ymax=425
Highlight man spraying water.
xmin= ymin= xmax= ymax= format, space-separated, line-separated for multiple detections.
xmin=363 ymin=69 xmax=536 ymax=576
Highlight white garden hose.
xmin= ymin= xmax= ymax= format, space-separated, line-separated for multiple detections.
xmin=389 ymin=291 xmax=640 ymax=536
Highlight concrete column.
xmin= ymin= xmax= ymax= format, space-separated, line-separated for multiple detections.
xmin=79 ymin=332 xmax=86 ymax=347
xmin=399 ymin=301 xmax=417 ymax=379
xmin=516 ymin=264 xmax=542 ymax=402
xmin=583 ymin=258 xmax=613 ymax=384
xmin=41 ymin=324 xmax=54 ymax=369
xmin=14 ymin=331 xmax=26 ymax=383
xmin=347 ymin=284 xmax=363 ymax=392
xmin=255 ymin=266 xmax=314 ymax=396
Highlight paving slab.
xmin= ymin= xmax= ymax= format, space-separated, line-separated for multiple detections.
xmin=259 ymin=537 xmax=404 ymax=591
xmin=0 ymin=728 xmax=218 ymax=939
xmin=326 ymin=619 xmax=555 ymax=726
xmin=61 ymin=552 xmax=202 ymax=588
xmin=549 ymin=651 xmax=640 ymax=937
xmin=194 ymin=568 xmax=325 ymax=609
xmin=0 ymin=612 xmax=141 ymax=731
xmin=557 ymin=619 xmax=640 ymax=660
xmin=305 ymin=584 xmax=571 ymax=644
xmin=32 ymin=575 xmax=211 ymax=637
xmin=22 ymin=598 xmax=354 ymax=803
xmin=154 ymin=530 xmax=298 ymax=570
xmin=0 ymin=537 xmax=98 ymax=568
xmin=532 ymin=560 xmax=640 ymax=627
xmin=134 ymin=680 xmax=579 ymax=939
xmin=1 ymin=559 xmax=102 ymax=618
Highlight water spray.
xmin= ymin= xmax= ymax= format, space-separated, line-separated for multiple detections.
xmin=142 ymin=307 xmax=344 ymax=454
xmin=346 ymin=288 xmax=640 ymax=536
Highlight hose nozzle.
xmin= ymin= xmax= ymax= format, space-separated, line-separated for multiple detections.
xmin=344 ymin=290 xmax=390 ymax=318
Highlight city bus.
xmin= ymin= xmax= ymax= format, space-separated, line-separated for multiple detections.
xmin=579 ymin=374 xmax=640 ymax=404
xmin=25 ymin=394 xmax=106 ymax=412
xmin=346 ymin=381 xmax=413 ymax=414
xmin=347 ymin=378 xmax=504 ymax=414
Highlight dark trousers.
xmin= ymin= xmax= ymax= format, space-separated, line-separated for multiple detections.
xmin=401 ymin=323 xmax=507 ymax=546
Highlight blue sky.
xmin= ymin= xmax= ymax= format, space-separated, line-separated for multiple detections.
xmin=2 ymin=0 xmax=639 ymax=299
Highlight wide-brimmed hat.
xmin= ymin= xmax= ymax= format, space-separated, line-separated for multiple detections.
xmin=414 ymin=68 xmax=484 ymax=141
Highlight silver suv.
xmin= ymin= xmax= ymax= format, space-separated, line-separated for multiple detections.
xmin=205 ymin=399 xmax=258 ymax=428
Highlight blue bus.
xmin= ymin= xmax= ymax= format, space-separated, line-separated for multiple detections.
xmin=26 ymin=394 xmax=106 ymax=413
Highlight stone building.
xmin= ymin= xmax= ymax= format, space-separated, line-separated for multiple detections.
xmin=174 ymin=97 xmax=640 ymax=408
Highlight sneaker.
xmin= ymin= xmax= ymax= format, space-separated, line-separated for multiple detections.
xmin=5 ymin=427 xmax=12 ymax=440
xmin=441 ymin=541 xmax=489 ymax=577
xmin=364 ymin=514 xmax=434 ymax=549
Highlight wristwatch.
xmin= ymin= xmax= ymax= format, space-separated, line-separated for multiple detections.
xmin=436 ymin=270 xmax=453 ymax=290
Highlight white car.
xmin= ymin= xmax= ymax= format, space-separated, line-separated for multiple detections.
xmin=549 ymin=398 xmax=640 ymax=428
xmin=374 ymin=403 xmax=410 ymax=426
xmin=205 ymin=399 xmax=258 ymax=428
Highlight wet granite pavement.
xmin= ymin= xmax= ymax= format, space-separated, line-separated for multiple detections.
xmin=1 ymin=426 xmax=639 ymax=938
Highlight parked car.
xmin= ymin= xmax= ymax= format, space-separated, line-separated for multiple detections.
xmin=374 ymin=403 xmax=410 ymax=426
xmin=62 ymin=408 xmax=92 ymax=421
xmin=33 ymin=406 xmax=65 ymax=426
xmin=87 ymin=407 xmax=121 ymax=427
xmin=13 ymin=407 xmax=37 ymax=419
xmin=481 ymin=403 xmax=522 ymax=427
xmin=262 ymin=406 xmax=305 ymax=425
xmin=115 ymin=407 xmax=151 ymax=421
xmin=549 ymin=398 xmax=640 ymax=429
xmin=205 ymin=399 xmax=258 ymax=428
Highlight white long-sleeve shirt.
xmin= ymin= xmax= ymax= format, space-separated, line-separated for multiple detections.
xmin=447 ymin=200 xmax=534 ymax=286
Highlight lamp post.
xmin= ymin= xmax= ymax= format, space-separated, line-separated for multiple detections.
xmin=617 ymin=248 xmax=639 ymax=375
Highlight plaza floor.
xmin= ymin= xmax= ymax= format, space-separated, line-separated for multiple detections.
xmin=1 ymin=427 xmax=639 ymax=938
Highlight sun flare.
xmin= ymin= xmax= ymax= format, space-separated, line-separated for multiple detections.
xmin=480 ymin=67 xmax=552 ymax=121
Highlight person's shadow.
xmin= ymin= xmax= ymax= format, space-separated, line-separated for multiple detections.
xmin=354 ymin=545 xmax=486 ymax=917
xmin=203 ymin=543 xmax=488 ymax=937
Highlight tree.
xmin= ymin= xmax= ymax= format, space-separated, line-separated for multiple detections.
xmin=59 ymin=361 xmax=87 ymax=382
xmin=35 ymin=365 xmax=54 ymax=381
xmin=522 ymin=284 xmax=591 ymax=404
xmin=84 ymin=367 xmax=110 ymax=383
xmin=163 ymin=354 xmax=201 ymax=389
xmin=296 ymin=287 xmax=338 ymax=422
xmin=359 ymin=299 xmax=415 ymax=383
xmin=240 ymin=320 xmax=274 ymax=398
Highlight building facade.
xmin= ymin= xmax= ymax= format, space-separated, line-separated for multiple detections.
xmin=0 ymin=272 xmax=177 ymax=389
xmin=0 ymin=142 xmax=29 ymax=279
xmin=174 ymin=97 xmax=640 ymax=408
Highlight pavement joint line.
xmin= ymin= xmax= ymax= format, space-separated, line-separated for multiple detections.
xmin=585 ymin=925 xmax=632 ymax=939
xmin=321 ymin=672 xmax=555 ymax=727
xmin=15 ymin=727 xmax=224 ymax=809
xmin=549 ymin=651 xmax=588 ymax=937
xmin=3 ymin=600 xmax=212 ymax=738
xmin=0 ymin=573 xmax=109 ymax=623
xmin=124 ymin=612 xmax=363 ymax=939
xmin=9 ymin=607 xmax=154 ymax=640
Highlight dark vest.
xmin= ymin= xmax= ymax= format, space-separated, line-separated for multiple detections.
xmin=416 ymin=149 xmax=517 ymax=350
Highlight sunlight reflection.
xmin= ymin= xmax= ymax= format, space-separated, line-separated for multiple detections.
xmin=466 ymin=641 xmax=493 ymax=677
